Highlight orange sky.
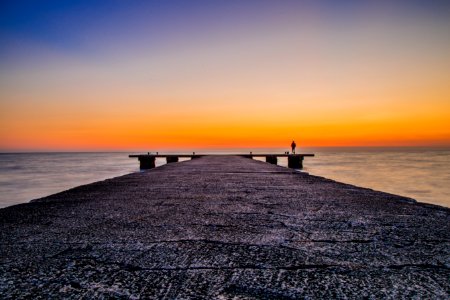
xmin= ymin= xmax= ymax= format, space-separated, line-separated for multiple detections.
xmin=1 ymin=1 xmax=450 ymax=151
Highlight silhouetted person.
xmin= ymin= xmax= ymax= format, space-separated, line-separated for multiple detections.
xmin=291 ymin=140 xmax=296 ymax=154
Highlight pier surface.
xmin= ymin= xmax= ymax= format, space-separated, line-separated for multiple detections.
xmin=1 ymin=156 xmax=449 ymax=298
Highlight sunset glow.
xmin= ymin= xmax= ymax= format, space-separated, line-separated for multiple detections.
xmin=1 ymin=1 xmax=449 ymax=151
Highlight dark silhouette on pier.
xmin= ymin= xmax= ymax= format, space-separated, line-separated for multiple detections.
xmin=291 ymin=140 xmax=297 ymax=154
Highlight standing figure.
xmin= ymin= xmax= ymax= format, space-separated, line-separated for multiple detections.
xmin=291 ymin=140 xmax=297 ymax=154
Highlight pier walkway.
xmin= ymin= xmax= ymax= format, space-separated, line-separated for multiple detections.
xmin=0 ymin=156 xmax=449 ymax=298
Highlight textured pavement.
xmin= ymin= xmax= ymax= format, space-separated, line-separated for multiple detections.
xmin=0 ymin=156 xmax=449 ymax=298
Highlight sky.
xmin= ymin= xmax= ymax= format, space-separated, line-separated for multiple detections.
xmin=1 ymin=0 xmax=449 ymax=151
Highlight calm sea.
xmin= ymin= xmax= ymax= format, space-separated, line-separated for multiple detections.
xmin=0 ymin=148 xmax=449 ymax=208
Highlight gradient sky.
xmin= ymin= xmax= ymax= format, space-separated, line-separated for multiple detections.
xmin=1 ymin=0 xmax=450 ymax=151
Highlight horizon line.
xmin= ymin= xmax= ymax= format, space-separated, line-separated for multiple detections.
xmin=2 ymin=145 xmax=450 ymax=154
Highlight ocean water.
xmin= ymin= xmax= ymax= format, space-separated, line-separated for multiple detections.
xmin=0 ymin=148 xmax=449 ymax=208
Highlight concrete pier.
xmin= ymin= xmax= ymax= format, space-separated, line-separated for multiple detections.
xmin=130 ymin=153 xmax=314 ymax=169
xmin=166 ymin=156 xmax=179 ymax=163
xmin=265 ymin=155 xmax=278 ymax=164
xmin=0 ymin=156 xmax=449 ymax=298
xmin=138 ymin=155 xmax=155 ymax=169
xmin=288 ymin=154 xmax=304 ymax=168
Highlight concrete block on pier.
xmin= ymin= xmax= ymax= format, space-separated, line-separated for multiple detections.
xmin=265 ymin=155 xmax=278 ymax=165
xmin=166 ymin=156 xmax=179 ymax=163
xmin=288 ymin=155 xmax=304 ymax=169
xmin=138 ymin=155 xmax=155 ymax=169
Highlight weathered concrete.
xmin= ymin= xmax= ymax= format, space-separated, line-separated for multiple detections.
xmin=0 ymin=156 xmax=449 ymax=299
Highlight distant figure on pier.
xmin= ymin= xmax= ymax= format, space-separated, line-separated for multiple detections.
xmin=291 ymin=140 xmax=297 ymax=154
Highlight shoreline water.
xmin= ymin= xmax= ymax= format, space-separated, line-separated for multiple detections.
xmin=0 ymin=148 xmax=449 ymax=208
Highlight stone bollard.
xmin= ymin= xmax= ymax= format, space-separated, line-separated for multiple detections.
xmin=265 ymin=155 xmax=278 ymax=165
xmin=139 ymin=155 xmax=156 ymax=169
xmin=288 ymin=155 xmax=303 ymax=169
